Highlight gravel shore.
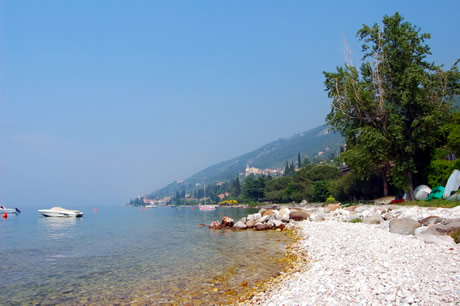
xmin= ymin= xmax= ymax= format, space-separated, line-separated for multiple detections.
xmin=245 ymin=207 xmax=460 ymax=305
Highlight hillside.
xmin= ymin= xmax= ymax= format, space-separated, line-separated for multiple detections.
xmin=148 ymin=124 xmax=343 ymax=198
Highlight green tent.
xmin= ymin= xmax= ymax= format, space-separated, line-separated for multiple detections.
xmin=426 ymin=186 xmax=445 ymax=201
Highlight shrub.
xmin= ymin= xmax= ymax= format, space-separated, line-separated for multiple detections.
xmin=325 ymin=195 xmax=337 ymax=204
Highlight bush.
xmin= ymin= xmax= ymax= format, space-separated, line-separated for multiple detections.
xmin=325 ymin=195 xmax=337 ymax=204
xmin=427 ymin=159 xmax=460 ymax=187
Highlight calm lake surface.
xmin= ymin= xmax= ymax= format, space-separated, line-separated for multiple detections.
xmin=0 ymin=205 xmax=293 ymax=304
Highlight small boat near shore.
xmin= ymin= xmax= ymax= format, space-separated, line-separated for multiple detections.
xmin=199 ymin=205 xmax=216 ymax=210
xmin=0 ymin=205 xmax=21 ymax=215
xmin=38 ymin=207 xmax=83 ymax=217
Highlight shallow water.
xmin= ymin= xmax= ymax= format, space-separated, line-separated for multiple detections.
xmin=0 ymin=206 xmax=293 ymax=304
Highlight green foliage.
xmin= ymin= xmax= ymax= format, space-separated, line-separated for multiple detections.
xmin=302 ymin=157 xmax=311 ymax=167
xmin=302 ymin=164 xmax=341 ymax=181
xmin=324 ymin=12 xmax=460 ymax=199
xmin=350 ymin=218 xmax=363 ymax=223
xmin=427 ymin=159 xmax=460 ymax=187
xmin=397 ymin=199 xmax=459 ymax=208
xmin=230 ymin=177 xmax=241 ymax=198
xmin=313 ymin=181 xmax=329 ymax=202
xmin=265 ymin=177 xmax=291 ymax=202
xmin=328 ymin=172 xmax=384 ymax=201
xmin=325 ymin=195 xmax=337 ymax=204
xmin=242 ymin=175 xmax=267 ymax=202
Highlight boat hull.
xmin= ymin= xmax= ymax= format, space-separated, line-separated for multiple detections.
xmin=199 ymin=205 xmax=216 ymax=210
xmin=0 ymin=208 xmax=21 ymax=215
xmin=38 ymin=209 xmax=83 ymax=217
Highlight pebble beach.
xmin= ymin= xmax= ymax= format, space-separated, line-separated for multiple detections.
xmin=244 ymin=205 xmax=460 ymax=305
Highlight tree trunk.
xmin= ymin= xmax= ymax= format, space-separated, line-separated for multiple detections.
xmin=405 ymin=172 xmax=415 ymax=201
xmin=381 ymin=168 xmax=389 ymax=197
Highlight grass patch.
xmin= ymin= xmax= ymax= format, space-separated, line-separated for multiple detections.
xmin=350 ymin=218 xmax=362 ymax=223
xmin=396 ymin=199 xmax=459 ymax=208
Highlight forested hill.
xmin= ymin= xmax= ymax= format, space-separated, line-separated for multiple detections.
xmin=148 ymin=124 xmax=343 ymax=198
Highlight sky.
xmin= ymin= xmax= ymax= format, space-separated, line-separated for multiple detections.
xmin=1 ymin=0 xmax=459 ymax=207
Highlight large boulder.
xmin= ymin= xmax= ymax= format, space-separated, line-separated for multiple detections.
xmin=233 ymin=221 xmax=247 ymax=229
xmin=258 ymin=215 xmax=270 ymax=223
xmin=258 ymin=208 xmax=267 ymax=215
xmin=324 ymin=204 xmax=341 ymax=213
xmin=279 ymin=207 xmax=290 ymax=222
xmin=431 ymin=218 xmax=460 ymax=235
xmin=415 ymin=227 xmax=456 ymax=246
xmin=262 ymin=209 xmax=275 ymax=217
xmin=389 ymin=218 xmax=420 ymax=235
xmin=209 ymin=221 xmax=222 ymax=229
xmin=246 ymin=220 xmax=256 ymax=228
xmin=272 ymin=219 xmax=284 ymax=229
xmin=345 ymin=205 xmax=357 ymax=213
xmin=362 ymin=214 xmax=384 ymax=225
xmin=255 ymin=223 xmax=271 ymax=230
xmin=221 ymin=216 xmax=234 ymax=227
xmin=290 ymin=210 xmax=310 ymax=221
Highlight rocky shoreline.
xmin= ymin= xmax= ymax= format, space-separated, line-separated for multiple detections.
xmin=209 ymin=203 xmax=460 ymax=305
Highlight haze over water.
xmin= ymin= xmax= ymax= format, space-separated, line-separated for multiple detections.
xmin=1 ymin=206 xmax=292 ymax=304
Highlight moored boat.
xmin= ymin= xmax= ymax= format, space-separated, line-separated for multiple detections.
xmin=0 ymin=205 xmax=21 ymax=215
xmin=199 ymin=205 xmax=216 ymax=210
xmin=38 ymin=207 xmax=83 ymax=217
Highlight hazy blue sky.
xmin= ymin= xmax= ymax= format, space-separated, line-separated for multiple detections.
xmin=1 ymin=0 xmax=459 ymax=207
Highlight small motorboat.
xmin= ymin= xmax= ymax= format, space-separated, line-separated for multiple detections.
xmin=0 ymin=205 xmax=21 ymax=215
xmin=38 ymin=207 xmax=83 ymax=217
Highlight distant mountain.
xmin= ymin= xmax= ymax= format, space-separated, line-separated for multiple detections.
xmin=148 ymin=124 xmax=344 ymax=198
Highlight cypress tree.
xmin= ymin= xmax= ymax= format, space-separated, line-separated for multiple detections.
xmin=298 ymin=152 xmax=301 ymax=169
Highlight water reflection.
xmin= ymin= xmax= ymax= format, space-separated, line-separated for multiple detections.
xmin=38 ymin=216 xmax=81 ymax=229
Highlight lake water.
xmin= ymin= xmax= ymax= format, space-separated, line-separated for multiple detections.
xmin=0 ymin=205 xmax=293 ymax=304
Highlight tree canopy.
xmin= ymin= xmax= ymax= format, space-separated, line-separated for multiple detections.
xmin=324 ymin=12 xmax=459 ymax=199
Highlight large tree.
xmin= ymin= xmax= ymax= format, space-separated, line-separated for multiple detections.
xmin=324 ymin=12 xmax=459 ymax=199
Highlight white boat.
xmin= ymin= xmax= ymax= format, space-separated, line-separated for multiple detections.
xmin=0 ymin=205 xmax=21 ymax=215
xmin=199 ymin=205 xmax=216 ymax=210
xmin=145 ymin=204 xmax=157 ymax=208
xmin=38 ymin=207 xmax=83 ymax=217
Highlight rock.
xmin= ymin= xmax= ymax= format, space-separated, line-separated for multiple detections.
xmin=324 ymin=204 xmax=341 ymax=213
xmin=258 ymin=215 xmax=270 ymax=223
xmin=431 ymin=218 xmax=460 ymax=234
xmin=209 ymin=221 xmax=222 ymax=229
xmin=300 ymin=200 xmax=308 ymax=206
xmin=362 ymin=214 xmax=384 ymax=224
xmin=221 ymin=216 xmax=234 ymax=227
xmin=345 ymin=205 xmax=357 ymax=213
xmin=389 ymin=218 xmax=420 ymax=235
xmin=279 ymin=207 xmax=290 ymax=222
xmin=272 ymin=220 xmax=285 ymax=229
xmin=233 ymin=221 xmax=247 ymax=229
xmin=258 ymin=208 xmax=267 ymax=215
xmin=290 ymin=210 xmax=310 ymax=221
xmin=383 ymin=212 xmax=394 ymax=220
xmin=346 ymin=214 xmax=362 ymax=222
xmin=199 ymin=224 xmax=206 ymax=227
xmin=246 ymin=220 xmax=256 ymax=228
xmin=418 ymin=215 xmax=441 ymax=226
xmin=255 ymin=223 xmax=271 ymax=230
xmin=374 ymin=196 xmax=396 ymax=205
xmin=238 ymin=217 xmax=247 ymax=224
xmin=415 ymin=228 xmax=456 ymax=246
xmin=262 ymin=209 xmax=275 ymax=217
